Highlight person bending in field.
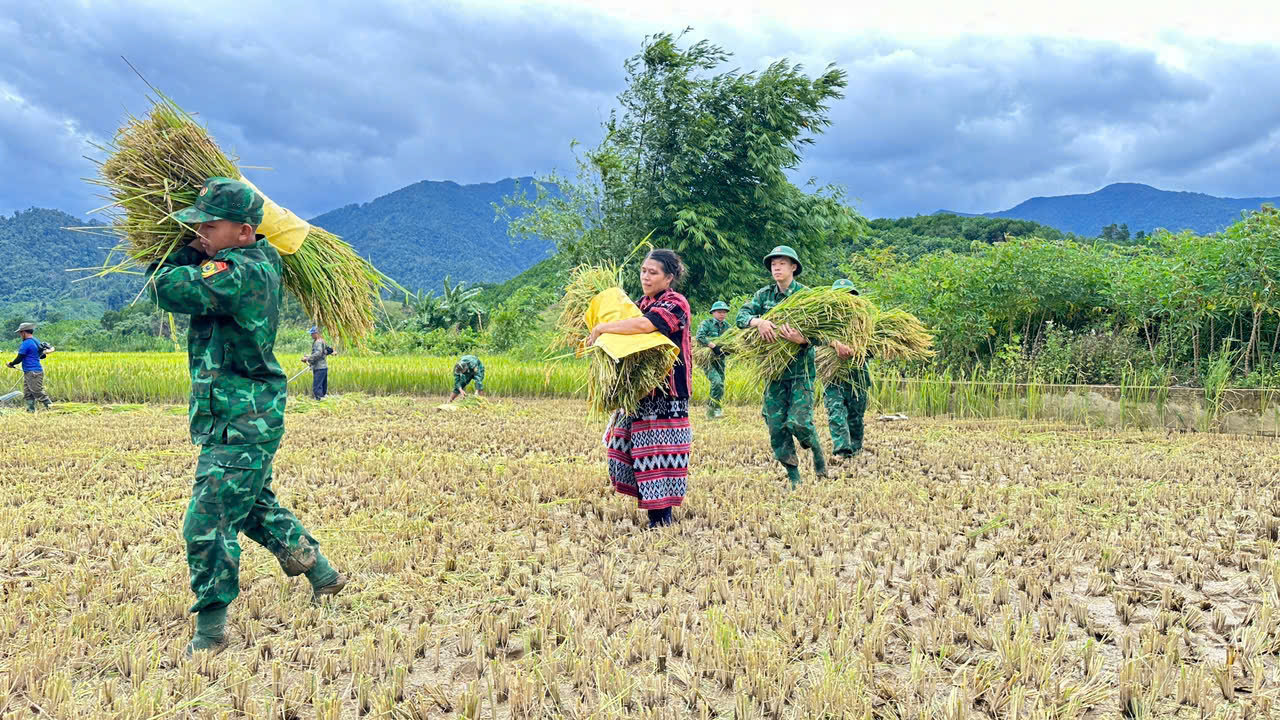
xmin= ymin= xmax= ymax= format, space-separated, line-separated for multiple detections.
xmin=736 ymin=246 xmax=853 ymax=490
xmin=824 ymin=280 xmax=871 ymax=462
xmin=148 ymin=177 xmax=347 ymax=656
xmin=695 ymin=301 xmax=731 ymax=419
xmin=588 ymin=249 xmax=693 ymax=529
xmin=449 ymin=354 xmax=485 ymax=402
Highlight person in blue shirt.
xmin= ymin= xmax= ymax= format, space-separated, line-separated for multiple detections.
xmin=7 ymin=322 xmax=53 ymax=412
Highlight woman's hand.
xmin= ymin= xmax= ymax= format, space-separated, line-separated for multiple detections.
xmin=587 ymin=323 xmax=611 ymax=346
xmin=833 ymin=340 xmax=853 ymax=359
xmin=779 ymin=325 xmax=808 ymax=345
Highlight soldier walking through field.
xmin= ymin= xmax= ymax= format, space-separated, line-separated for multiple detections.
xmin=302 ymin=326 xmax=332 ymax=400
xmin=7 ymin=322 xmax=54 ymax=412
xmin=737 ymin=246 xmax=852 ymax=489
xmin=824 ymin=280 xmax=872 ymax=461
xmin=449 ymin=354 xmax=486 ymax=402
xmin=148 ymin=177 xmax=347 ymax=656
xmin=695 ymin=301 xmax=731 ymax=419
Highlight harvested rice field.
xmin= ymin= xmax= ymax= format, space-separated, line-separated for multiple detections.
xmin=4 ymin=396 xmax=1280 ymax=718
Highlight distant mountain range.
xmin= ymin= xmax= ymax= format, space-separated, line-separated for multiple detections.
xmin=4 ymin=179 xmax=1278 ymax=315
xmin=310 ymin=177 xmax=551 ymax=294
xmin=939 ymin=183 xmax=1280 ymax=236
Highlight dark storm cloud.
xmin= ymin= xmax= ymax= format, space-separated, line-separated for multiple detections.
xmin=794 ymin=35 xmax=1279 ymax=216
xmin=0 ymin=2 xmax=628 ymax=218
xmin=1 ymin=4 xmax=1277 ymax=221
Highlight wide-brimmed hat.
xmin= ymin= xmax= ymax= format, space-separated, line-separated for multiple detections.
xmin=832 ymin=279 xmax=859 ymax=295
xmin=763 ymin=245 xmax=802 ymax=276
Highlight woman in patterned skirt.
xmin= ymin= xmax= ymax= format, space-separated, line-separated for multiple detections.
xmin=587 ymin=249 xmax=693 ymax=528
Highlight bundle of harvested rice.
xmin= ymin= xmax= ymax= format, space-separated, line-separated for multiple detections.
xmin=555 ymin=264 xmax=679 ymax=415
xmin=727 ymin=288 xmax=871 ymax=382
xmin=867 ymin=309 xmax=935 ymax=362
xmin=692 ymin=327 xmax=742 ymax=368
xmin=815 ymin=306 xmax=935 ymax=383
xmin=692 ymin=345 xmax=712 ymax=368
xmin=555 ymin=264 xmax=621 ymax=350
xmin=586 ymin=344 xmax=679 ymax=415
xmin=88 ymin=95 xmax=388 ymax=346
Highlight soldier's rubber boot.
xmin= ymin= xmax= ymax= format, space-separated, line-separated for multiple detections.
xmin=25 ymin=399 xmax=35 ymax=413
xmin=185 ymin=606 xmax=229 ymax=657
xmin=306 ymin=554 xmax=347 ymax=604
xmin=813 ymin=445 xmax=828 ymax=479
xmin=786 ymin=464 xmax=803 ymax=490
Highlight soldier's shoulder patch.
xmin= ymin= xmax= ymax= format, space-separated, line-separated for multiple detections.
xmin=200 ymin=261 xmax=230 ymax=278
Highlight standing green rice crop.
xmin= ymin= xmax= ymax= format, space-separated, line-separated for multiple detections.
xmin=88 ymin=95 xmax=389 ymax=346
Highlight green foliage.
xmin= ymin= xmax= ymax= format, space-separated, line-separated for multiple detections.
xmin=488 ymin=286 xmax=555 ymax=352
xmin=499 ymin=31 xmax=862 ymax=304
xmin=474 ymin=255 xmax=568 ymax=309
xmin=0 ymin=209 xmax=137 ymax=310
xmin=855 ymin=207 xmax=1280 ymax=385
xmin=854 ymin=214 xmax=1068 ymax=259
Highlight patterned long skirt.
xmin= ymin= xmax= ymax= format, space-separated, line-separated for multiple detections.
xmin=605 ymin=396 xmax=691 ymax=510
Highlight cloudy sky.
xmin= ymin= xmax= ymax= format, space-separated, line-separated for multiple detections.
xmin=3 ymin=0 xmax=1278 ymax=220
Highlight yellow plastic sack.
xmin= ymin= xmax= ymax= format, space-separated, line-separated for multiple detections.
xmin=238 ymin=175 xmax=309 ymax=255
xmin=583 ymin=288 xmax=677 ymax=361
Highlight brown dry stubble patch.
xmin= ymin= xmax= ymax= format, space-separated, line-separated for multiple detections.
xmin=2 ymin=397 xmax=1280 ymax=718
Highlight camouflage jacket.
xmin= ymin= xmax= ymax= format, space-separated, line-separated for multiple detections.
xmin=735 ymin=281 xmax=823 ymax=380
xmin=454 ymin=354 xmax=484 ymax=389
xmin=148 ymin=239 xmax=287 ymax=445
xmin=695 ymin=317 xmax=729 ymax=348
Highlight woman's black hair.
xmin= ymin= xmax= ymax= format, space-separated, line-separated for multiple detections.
xmin=645 ymin=248 xmax=685 ymax=285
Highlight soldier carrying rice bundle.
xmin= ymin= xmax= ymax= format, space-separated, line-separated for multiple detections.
xmin=695 ymin=301 xmax=732 ymax=419
xmin=735 ymin=246 xmax=857 ymax=490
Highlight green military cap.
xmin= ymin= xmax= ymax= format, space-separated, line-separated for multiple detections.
xmin=171 ymin=176 xmax=265 ymax=226
xmin=710 ymin=301 xmax=730 ymax=312
xmin=832 ymin=278 xmax=859 ymax=295
xmin=14 ymin=322 xmax=35 ymax=334
xmin=763 ymin=245 xmax=802 ymax=276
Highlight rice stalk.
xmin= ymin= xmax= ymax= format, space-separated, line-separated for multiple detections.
xmin=553 ymin=263 xmax=678 ymax=414
xmin=554 ymin=264 xmax=622 ymax=350
xmin=585 ymin=345 xmax=680 ymax=416
xmin=725 ymin=289 xmax=870 ymax=383
xmin=816 ymin=306 xmax=934 ymax=384
xmin=86 ymin=94 xmax=389 ymax=346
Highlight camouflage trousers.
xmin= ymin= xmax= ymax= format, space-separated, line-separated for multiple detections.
xmin=761 ymin=375 xmax=821 ymax=467
xmin=703 ymin=360 xmax=725 ymax=413
xmin=23 ymin=371 xmax=52 ymax=409
xmin=184 ymin=438 xmax=323 ymax=613
xmin=824 ymin=366 xmax=869 ymax=456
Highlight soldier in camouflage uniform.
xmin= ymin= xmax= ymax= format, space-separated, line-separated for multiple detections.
xmin=736 ymin=246 xmax=832 ymax=489
xmin=824 ymin=280 xmax=871 ymax=460
xmin=449 ymin=354 xmax=485 ymax=402
xmin=148 ymin=177 xmax=346 ymax=656
xmin=695 ymin=301 xmax=731 ymax=419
